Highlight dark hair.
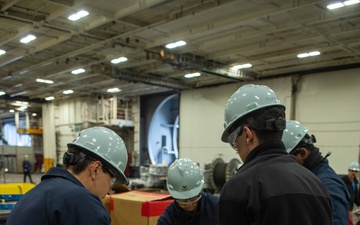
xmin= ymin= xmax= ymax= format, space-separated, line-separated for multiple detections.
xmin=247 ymin=106 xmax=285 ymax=143
xmin=64 ymin=146 xmax=94 ymax=174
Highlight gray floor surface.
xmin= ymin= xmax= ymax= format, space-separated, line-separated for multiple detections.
xmin=0 ymin=172 xmax=43 ymax=185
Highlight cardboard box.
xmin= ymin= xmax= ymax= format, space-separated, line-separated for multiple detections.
xmin=101 ymin=195 xmax=111 ymax=214
xmin=109 ymin=190 xmax=173 ymax=225
xmin=102 ymin=184 xmax=131 ymax=213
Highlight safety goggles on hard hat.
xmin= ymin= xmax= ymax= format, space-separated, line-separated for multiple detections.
xmin=227 ymin=125 xmax=244 ymax=151
xmin=89 ymin=155 xmax=117 ymax=188
xmin=175 ymin=194 xmax=202 ymax=206
xmin=101 ymin=164 xmax=117 ymax=188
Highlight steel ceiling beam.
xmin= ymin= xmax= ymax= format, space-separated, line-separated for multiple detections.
xmin=166 ymin=53 xmax=256 ymax=81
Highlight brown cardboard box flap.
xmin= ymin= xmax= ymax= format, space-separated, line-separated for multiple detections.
xmin=109 ymin=190 xmax=173 ymax=225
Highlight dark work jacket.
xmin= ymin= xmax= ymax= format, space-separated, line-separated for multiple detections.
xmin=157 ymin=192 xmax=219 ymax=225
xmin=310 ymin=158 xmax=350 ymax=225
xmin=342 ymin=175 xmax=360 ymax=211
xmin=6 ymin=167 xmax=110 ymax=225
xmin=23 ymin=160 xmax=32 ymax=173
xmin=218 ymin=141 xmax=332 ymax=225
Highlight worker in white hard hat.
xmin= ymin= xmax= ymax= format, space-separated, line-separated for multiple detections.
xmin=6 ymin=126 xmax=129 ymax=225
xmin=22 ymin=154 xmax=34 ymax=183
xmin=157 ymin=158 xmax=219 ymax=225
xmin=282 ymin=120 xmax=350 ymax=225
xmin=342 ymin=161 xmax=360 ymax=225
xmin=219 ymin=84 xmax=332 ymax=225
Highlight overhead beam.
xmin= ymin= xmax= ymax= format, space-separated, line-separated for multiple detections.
xmin=115 ymin=70 xmax=192 ymax=90
xmin=0 ymin=0 xmax=21 ymax=11
xmin=47 ymin=0 xmax=75 ymax=7
xmin=165 ymin=53 xmax=256 ymax=81
xmin=0 ymin=95 xmax=47 ymax=103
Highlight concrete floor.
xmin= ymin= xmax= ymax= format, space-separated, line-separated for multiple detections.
xmin=0 ymin=172 xmax=43 ymax=184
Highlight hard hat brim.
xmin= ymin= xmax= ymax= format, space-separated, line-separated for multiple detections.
xmin=68 ymin=142 xmax=128 ymax=184
xmin=168 ymin=181 xmax=204 ymax=199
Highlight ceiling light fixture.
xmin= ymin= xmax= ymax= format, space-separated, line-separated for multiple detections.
xmin=344 ymin=0 xmax=360 ymax=5
xmin=68 ymin=10 xmax=89 ymax=21
xmin=2 ymin=75 xmax=12 ymax=80
xmin=297 ymin=51 xmax=321 ymax=58
xmin=36 ymin=78 xmax=54 ymax=84
xmin=14 ymin=101 xmax=29 ymax=106
xmin=71 ymin=68 xmax=85 ymax=74
xmin=184 ymin=72 xmax=201 ymax=78
xmin=230 ymin=63 xmax=253 ymax=70
xmin=20 ymin=34 xmax=36 ymax=44
xmin=111 ymin=57 xmax=128 ymax=64
xmin=63 ymin=90 xmax=74 ymax=95
xmin=107 ymin=88 xmax=121 ymax=93
xmin=0 ymin=91 xmax=5 ymax=96
xmin=327 ymin=0 xmax=359 ymax=9
xmin=10 ymin=91 xmax=27 ymax=97
xmin=45 ymin=96 xmax=55 ymax=101
xmin=327 ymin=2 xmax=345 ymax=9
xmin=165 ymin=40 xmax=186 ymax=49
xmin=0 ymin=49 xmax=6 ymax=55
xmin=14 ymin=83 xmax=23 ymax=88
xmin=19 ymin=70 xmax=28 ymax=75
xmin=18 ymin=106 xmax=27 ymax=111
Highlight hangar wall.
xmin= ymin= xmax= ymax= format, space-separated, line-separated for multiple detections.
xmin=179 ymin=68 xmax=360 ymax=174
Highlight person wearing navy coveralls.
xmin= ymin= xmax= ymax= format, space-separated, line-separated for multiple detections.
xmin=22 ymin=154 xmax=34 ymax=183
xmin=282 ymin=120 xmax=350 ymax=225
xmin=219 ymin=84 xmax=332 ymax=225
xmin=157 ymin=158 xmax=219 ymax=225
xmin=6 ymin=127 xmax=129 ymax=225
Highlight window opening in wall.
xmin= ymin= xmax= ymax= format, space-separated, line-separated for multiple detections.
xmin=1 ymin=116 xmax=32 ymax=147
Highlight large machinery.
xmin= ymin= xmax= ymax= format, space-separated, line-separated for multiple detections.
xmin=204 ymin=158 xmax=242 ymax=193
xmin=147 ymin=94 xmax=179 ymax=166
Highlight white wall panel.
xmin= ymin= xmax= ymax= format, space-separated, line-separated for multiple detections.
xmin=179 ymin=69 xmax=360 ymax=174
xmin=179 ymin=76 xmax=292 ymax=165
xmin=294 ymin=68 xmax=360 ymax=174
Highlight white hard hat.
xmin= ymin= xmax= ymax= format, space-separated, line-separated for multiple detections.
xmin=67 ymin=126 xmax=128 ymax=184
xmin=282 ymin=120 xmax=308 ymax=153
xmin=222 ymin=84 xmax=285 ymax=142
xmin=166 ymin=158 xmax=204 ymax=199
xmin=348 ymin=162 xmax=360 ymax=171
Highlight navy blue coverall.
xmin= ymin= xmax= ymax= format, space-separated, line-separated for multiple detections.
xmin=6 ymin=167 xmax=110 ymax=225
xmin=157 ymin=192 xmax=219 ymax=225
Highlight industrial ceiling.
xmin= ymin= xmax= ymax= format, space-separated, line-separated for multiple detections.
xmin=0 ymin=0 xmax=359 ymax=115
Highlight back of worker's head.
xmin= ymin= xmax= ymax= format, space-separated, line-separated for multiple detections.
xmin=221 ymin=84 xmax=286 ymax=144
xmin=166 ymin=158 xmax=204 ymax=199
xmin=64 ymin=126 xmax=128 ymax=184
xmin=282 ymin=120 xmax=316 ymax=154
